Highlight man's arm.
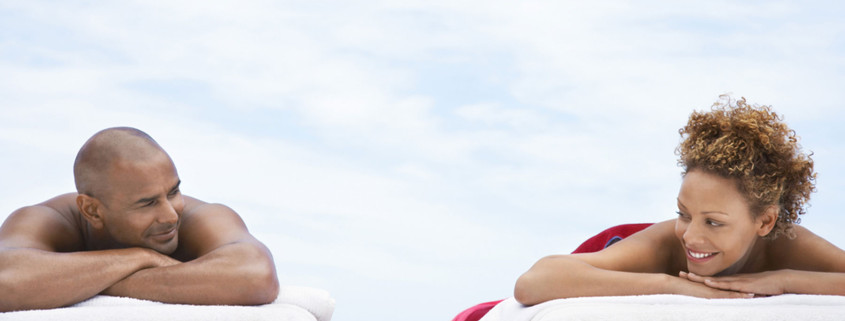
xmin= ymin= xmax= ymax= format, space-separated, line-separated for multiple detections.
xmin=101 ymin=197 xmax=279 ymax=305
xmin=0 ymin=196 xmax=176 ymax=312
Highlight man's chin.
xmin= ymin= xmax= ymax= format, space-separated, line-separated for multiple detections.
xmin=149 ymin=238 xmax=179 ymax=255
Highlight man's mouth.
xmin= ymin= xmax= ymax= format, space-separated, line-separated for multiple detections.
xmin=149 ymin=226 xmax=178 ymax=241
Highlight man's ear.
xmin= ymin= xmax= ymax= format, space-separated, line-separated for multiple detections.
xmin=757 ymin=205 xmax=778 ymax=237
xmin=77 ymin=194 xmax=105 ymax=229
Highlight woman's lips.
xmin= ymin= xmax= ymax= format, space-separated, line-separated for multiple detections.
xmin=686 ymin=249 xmax=718 ymax=262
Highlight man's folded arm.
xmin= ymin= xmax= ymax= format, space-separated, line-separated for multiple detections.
xmin=102 ymin=201 xmax=280 ymax=305
xmin=0 ymin=204 xmax=173 ymax=312
xmin=101 ymin=238 xmax=279 ymax=305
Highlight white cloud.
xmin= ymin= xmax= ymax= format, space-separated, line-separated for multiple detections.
xmin=2 ymin=1 xmax=845 ymax=320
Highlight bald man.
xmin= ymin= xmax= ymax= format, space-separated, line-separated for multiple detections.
xmin=0 ymin=127 xmax=279 ymax=312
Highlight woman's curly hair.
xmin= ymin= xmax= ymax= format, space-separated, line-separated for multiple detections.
xmin=676 ymin=95 xmax=816 ymax=240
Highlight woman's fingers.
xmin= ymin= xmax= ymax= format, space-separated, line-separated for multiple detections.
xmin=679 ymin=271 xmax=785 ymax=295
xmin=682 ymin=272 xmax=710 ymax=284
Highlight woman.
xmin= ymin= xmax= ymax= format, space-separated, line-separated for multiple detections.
xmin=514 ymin=96 xmax=845 ymax=306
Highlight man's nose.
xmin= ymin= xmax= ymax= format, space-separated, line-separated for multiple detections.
xmin=157 ymin=200 xmax=179 ymax=224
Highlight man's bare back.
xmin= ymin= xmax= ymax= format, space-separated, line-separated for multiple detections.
xmin=0 ymin=127 xmax=279 ymax=312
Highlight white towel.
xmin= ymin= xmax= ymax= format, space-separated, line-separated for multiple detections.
xmin=480 ymin=294 xmax=845 ymax=321
xmin=0 ymin=285 xmax=335 ymax=321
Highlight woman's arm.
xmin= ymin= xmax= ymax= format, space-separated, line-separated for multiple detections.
xmin=514 ymin=254 xmax=751 ymax=305
xmin=685 ymin=225 xmax=845 ymax=296
xmin=682 ymin=269 xmax=845 ymax=296
xmin=514 ymin=221 xmax=752 ymax=305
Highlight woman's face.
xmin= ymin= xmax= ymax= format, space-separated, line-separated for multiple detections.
xmin=674 ymin=169 xmax=767 ymax=276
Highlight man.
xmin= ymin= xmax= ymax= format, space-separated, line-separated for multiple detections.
xmin=0 ymin=127 xmax=279 ymax=312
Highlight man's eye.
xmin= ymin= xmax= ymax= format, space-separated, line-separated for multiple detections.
xmin=168 ymin=189 xmax=180 ymax=197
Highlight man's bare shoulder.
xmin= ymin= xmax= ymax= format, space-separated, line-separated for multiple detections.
xmin=174 ymin=195 xmax=256 ymax=260
xmin=39 ymin=193 xmax=83 ymax=218
xmin=179 ymin=195 xmax=246 ymax=231
xmin=0 ymin=193 xmax=84 ymax=252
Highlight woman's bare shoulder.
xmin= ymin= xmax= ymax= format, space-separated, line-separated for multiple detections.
xmin=769 ymin=225 xmax=845 ymax=272
xmin=573 ymin=219 xmax=682 ymax=274
xmin=624 ymin=220 xmax=681 ymax=249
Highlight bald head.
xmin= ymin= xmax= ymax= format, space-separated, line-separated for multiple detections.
xmin=74 ymin=127 xmax=171 ymax=199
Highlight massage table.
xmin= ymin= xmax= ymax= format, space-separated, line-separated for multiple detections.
xmin=479 ymin=294 xmax=845 ymax=321
xmin=0 ymin=285 xmax=334 ymax=321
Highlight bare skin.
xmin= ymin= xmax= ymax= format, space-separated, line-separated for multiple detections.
xmin=0 ymin=128 xmax=279 ymax=312
xmin=514 ymin=169 xmax=845 ymax=306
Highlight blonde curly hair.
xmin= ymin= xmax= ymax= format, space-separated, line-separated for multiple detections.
xmin=676 ymin=95 xmax=816 ymax=239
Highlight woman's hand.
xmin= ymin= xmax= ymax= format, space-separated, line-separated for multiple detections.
xmin=679 ymin=270 xmax=790 ymax=297
xmin=668 ymin=274 xmax=755 ymax=299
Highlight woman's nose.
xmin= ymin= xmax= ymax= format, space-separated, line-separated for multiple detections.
xmin=682 ymin=221 xmax=705 ymax=246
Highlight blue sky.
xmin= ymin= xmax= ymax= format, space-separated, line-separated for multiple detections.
xmin=2 ymin=1 xmax=845 ymax=320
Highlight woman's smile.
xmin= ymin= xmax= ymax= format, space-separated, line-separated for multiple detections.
xmin=686 ymin=248 xmax=718 ymax=262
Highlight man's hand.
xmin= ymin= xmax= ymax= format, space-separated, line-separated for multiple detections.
xmin=101 ymin=248 xmax=181 ymax=296
xmin=679 ymin=271 xmax=788 ymax=297
xmin=143 ymin=248 xmax=182 ymax=268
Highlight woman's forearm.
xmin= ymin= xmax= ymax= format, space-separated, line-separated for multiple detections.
xmin=514 ymin=255 xmax=675 ymax=305
xmin=514 ymin=255 xmax=757 ymax=305
xmin=785 ymin=270 xmax=845 ymax=295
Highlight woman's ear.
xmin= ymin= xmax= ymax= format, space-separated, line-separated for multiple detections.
xmin=757 ymin=205 xmax=778 ymax=237
xmin=77 ymin=194 xmax=105 ymax=229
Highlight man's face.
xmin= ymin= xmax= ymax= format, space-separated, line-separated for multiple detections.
xmin=98 ymin=153 xmax=184 ymax=254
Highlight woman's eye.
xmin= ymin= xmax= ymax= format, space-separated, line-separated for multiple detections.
xmin=676 ymin=211 xmax=690 ymax=220
xmin=706 ymin=219 xmax=722 ymax=227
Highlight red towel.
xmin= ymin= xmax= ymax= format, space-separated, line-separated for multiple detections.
xmin=451 ymin=223 xmax=653 ymax=321
xmin=571 ymin=223 xmax=653 ymax=254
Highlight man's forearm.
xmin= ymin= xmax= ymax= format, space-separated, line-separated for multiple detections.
xmin=103 ymin=241 xmax=278 ymax=305
xmin=0 ymin=247 xmax=162 ymax=312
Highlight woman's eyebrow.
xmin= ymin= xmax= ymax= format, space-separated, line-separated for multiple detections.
xmin=677 ymin=199 xmax=729 ymax=216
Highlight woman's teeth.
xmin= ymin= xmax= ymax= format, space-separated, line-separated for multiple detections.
xmin=689 ymin=250 xmax=715 ymax=259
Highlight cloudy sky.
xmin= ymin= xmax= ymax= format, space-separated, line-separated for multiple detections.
xmin=2 ymin=1 xmax=844 ymax=320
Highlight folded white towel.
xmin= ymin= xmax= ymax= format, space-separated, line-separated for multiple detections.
xmin=275 ymin=285 xmax=336 ymax=321
xmin=0 ymin=285 xmax=335 ymax=321
xmin=480 ymin=294 xmax=845 ymax=321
